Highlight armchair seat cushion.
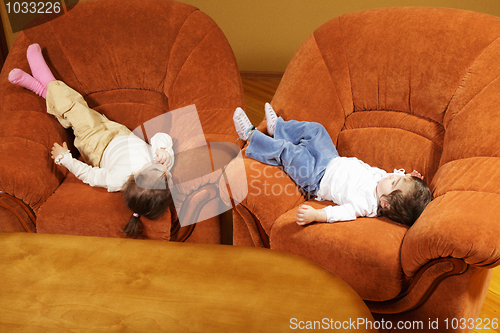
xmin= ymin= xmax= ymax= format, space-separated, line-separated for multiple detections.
xmin=270 ymin=199 xmax=409 ymax=301
xmin=36 ymin=173 xmax=171 ymax=240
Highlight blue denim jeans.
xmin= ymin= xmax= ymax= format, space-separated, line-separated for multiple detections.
xmin=245 ymin=117 xmax=339 ymax=195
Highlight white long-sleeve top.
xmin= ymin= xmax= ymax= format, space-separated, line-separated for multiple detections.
xmin=55 ymin=133 xmax=174 ymax=192
xmin=315 ymin=157 xmax=405 ymax=222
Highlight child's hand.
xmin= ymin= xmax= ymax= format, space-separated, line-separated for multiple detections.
xmin=410 ymin=170 xmax=424 ymax=180
xmin=51 ymin=142 xmax=68 ymax=160
xmin=296 ymin=204 xmax=319 ymax=225
xmin=155 ymin=148 xmax=173 ymax=168
xmin=155 ymin=148 xmax=170 ymax=164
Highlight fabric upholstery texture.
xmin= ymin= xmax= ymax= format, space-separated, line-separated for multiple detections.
xmin=0 ymin=0 xmax=244 ymax=242
xmin=231 ymin=7 xmax=500 ymax=330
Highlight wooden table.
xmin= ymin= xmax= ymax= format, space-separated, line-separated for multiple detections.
xmin=0 ymin=233 xmax=377 ymax=332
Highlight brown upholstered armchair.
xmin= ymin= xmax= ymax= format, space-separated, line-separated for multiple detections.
xmin=0 ymin=0 xmax=244 ymax=243
xmin=230 ymin=7 xmax=500 ymax=331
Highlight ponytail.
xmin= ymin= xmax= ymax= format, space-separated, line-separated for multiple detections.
xmin=122 ymin=166 xmax=174 ymax=238
xmin=124 ymin=214 xmax=144 ymax=238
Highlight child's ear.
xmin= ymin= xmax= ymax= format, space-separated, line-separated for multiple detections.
xmin=380 ymin=196 xmax=391 ymax=209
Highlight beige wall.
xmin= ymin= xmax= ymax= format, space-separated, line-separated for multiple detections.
xmin=177 ymin=0 xmax=500 ymax=72
xmin=2 ymin=0 xmax=500 ymax=72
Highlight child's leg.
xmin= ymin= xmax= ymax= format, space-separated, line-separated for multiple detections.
xmin=26 ymin=44 xmax=56 ymax=88
xmin=8 ymin=44 xmax=56 ymax=98
xmin=245 ymin=118 xmax=338 ymax=194
xmin=264 ymin=103 xmax=278 ymax=136
xmin=233 ymin=107 xmax=255 ymax=141
xmin=235 ymin=103 xmax=277 ymax=137
xmin=46 ymin=81 xmax=131 ymax=167
xmin=8 ymin=69 xmax=47 ymax=98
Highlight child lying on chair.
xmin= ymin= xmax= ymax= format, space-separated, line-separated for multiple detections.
xmin=9 ymin=43 xmax=175 ymax=238
xmin=233 ymin=104 xmax=432 ymax=227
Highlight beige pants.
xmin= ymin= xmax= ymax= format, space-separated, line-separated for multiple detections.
xmin=46 ymin=81 xmax=131 ymax=167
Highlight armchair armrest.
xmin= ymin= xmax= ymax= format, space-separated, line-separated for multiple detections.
xmin=401 ymin=157 xmax=500 ymax=277
xmin=0 ymin=41 xmax=70 ymax=213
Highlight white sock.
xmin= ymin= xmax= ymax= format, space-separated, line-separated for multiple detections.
xmin=233 ymin=107 xmax=255 ymax=141
xmin=265 ymin=103 xmax=278 ymax=136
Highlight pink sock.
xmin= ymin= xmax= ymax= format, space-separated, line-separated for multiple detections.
xmin=26 ymin=43 xmax=55 ymax=87
xmin=8 ymin=68 xmax=47 ymax=98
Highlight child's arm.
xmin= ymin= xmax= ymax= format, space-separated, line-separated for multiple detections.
xmin=297 ymin=198 xmax=372 ymax=225
xmin=51 ymin=142 xmax=111 ymax=190
xmin=150 ymin=133 xmax=174 ymax=171
xmin=296 ymin=204 xmax=327 ymax=225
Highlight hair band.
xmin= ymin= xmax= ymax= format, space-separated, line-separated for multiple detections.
xmin=133 ymin=213 xmax=140 ymax=218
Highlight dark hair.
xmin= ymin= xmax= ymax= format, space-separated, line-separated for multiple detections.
xmin=122 ymin=166 xmax=174 ymax=238
xmin=377 ymin=176 xmax=432 ymax=227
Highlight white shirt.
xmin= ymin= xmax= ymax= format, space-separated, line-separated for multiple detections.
xmin=315 ymin=157 xmax=405 ymax=222
xmin=56 ymin=133 xmax=174 ymax=192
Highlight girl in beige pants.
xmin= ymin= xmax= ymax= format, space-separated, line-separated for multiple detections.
xmin=9 ymin=43 xmax=175 ymax=238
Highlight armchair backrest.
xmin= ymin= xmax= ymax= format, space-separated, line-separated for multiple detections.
xmin=3 ymin=0 xmax=242 ymax=130
xmin=271 ymin=7 xmax=500 ymax=186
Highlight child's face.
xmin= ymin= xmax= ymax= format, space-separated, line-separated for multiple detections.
xmin=376 ymin=174 xmax=412 ymax=201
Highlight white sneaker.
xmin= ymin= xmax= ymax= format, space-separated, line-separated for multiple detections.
xmin=265 ymin=103 xmax=278 ymax=136
xmin=233 ymin=107 xmax=255 ymax=141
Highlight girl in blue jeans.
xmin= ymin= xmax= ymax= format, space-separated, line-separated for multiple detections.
xmin=233 ymin=104 xmax=432 ymax=227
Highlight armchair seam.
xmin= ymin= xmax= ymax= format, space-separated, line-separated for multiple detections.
xmin=163 ymin=9 xmax=198 ymax=95
xmin=341 ymin=125 xmax=444 ymax=150
xmin=313 ymin=17 xmax=354 ymax=119
xmin=337 ymin=15 xmax=354 ymax=115
xmin=313 ymin=35 xmax=349 ymax=118
xmin=167 ymin=12 xmax=219 ymax=101
xmin=434 ymin=188 xmax=500 ymax=199
xmin=238 ymin=202 xmax=270 ymax=248
xmin=85 ymin=87 xmax=165 ymax=94
xmin=45 ymin=23 xmax=85 ymax=93
xmin=0 ymin=135 xmax=52 ymax=152
xmin=444 ymin=35 xmax=500 ymax=128
xmin=174 ymin=25 xmax=220 ymax=79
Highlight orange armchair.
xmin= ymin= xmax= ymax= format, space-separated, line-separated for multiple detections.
xmin=0 ymin=0 xmax=244 ymax=243
xmin=231 ymin=7 xmax=500 ymax=330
